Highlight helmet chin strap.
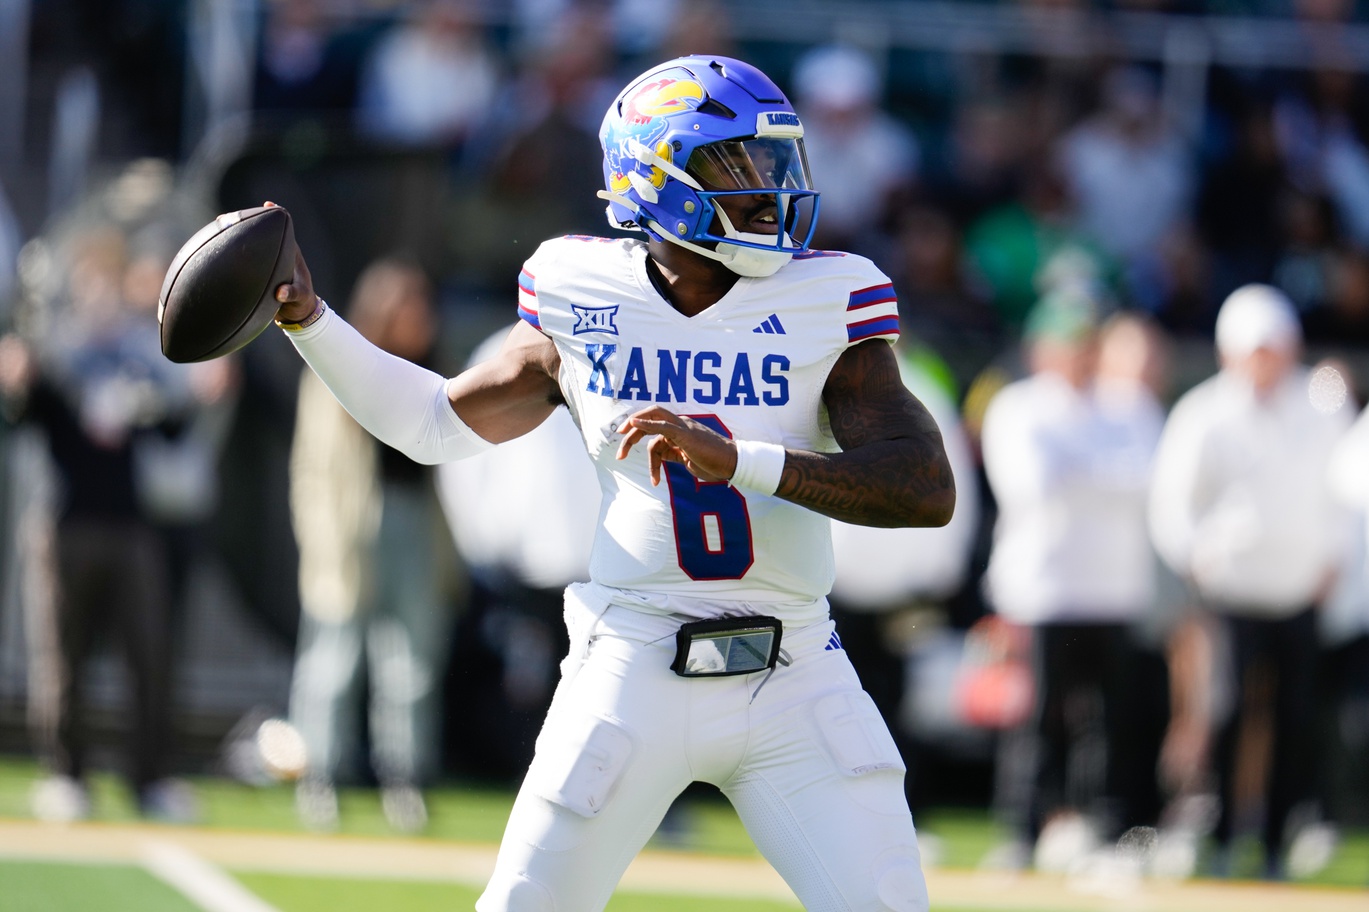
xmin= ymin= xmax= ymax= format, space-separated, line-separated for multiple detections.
xmin=710 ymin=207 xmax=794 ymax=277
xmin=641 ymin=211 xmax=794 ymax=278
xmin=713 ymin=234 xmax=793 ymax=278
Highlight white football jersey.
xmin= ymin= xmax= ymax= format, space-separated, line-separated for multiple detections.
xmin=518 ymin=236 xmax=899 ymax=622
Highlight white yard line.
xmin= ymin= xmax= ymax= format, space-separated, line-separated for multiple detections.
xmin=141 ymin=841 xmax=283 ymax=912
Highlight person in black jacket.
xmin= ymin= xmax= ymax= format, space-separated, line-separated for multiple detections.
xmin=0 ymin=227 xmax=195 ymax=823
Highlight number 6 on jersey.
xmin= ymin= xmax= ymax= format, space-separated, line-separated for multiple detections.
xmin=663 ymin=414 xmax=755 ymax=580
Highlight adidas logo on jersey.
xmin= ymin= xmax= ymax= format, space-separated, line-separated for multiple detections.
xmin=753 ymin=314 xmax=786 ymax=335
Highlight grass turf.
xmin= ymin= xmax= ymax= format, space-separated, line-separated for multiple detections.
xmin=0 ymin=859 xmax=205 ymax=912
xmin=0 ymin=861 xmax=806 ymax=912
xmin=4 ymin=861 xmax=1030 ymax=912
xmin=238 ymin=871 xmax=811 ymax=912
xmin=0 ymin=751 xmax=1366 ymax=909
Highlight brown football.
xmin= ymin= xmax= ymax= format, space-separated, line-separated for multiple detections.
xmin=159 ymin=205 xmax=296 ymax=363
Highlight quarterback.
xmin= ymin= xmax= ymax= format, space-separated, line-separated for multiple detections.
xmin=273 ymin=55 xmax=953 ymax=912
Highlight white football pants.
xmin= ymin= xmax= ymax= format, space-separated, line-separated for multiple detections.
xmin=476 ymin=584 xmax=929 ymax=912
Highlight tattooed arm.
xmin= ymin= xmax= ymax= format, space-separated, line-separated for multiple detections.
xmin=780 ymin=339 xmax=955 ymax=527
xmin=616 ymin=339 xmax=955 ymax=528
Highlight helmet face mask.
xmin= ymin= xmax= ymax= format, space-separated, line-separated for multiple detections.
xmin=598 ymin=57 xmax=821 ymax=276
xmin=688 ymin=137 xmax=819 ymax=250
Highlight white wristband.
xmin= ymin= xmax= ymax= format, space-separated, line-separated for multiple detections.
xmin=730 ymin=439 xmax=786 ymax=496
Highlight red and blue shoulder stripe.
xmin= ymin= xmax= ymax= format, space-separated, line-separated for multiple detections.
xmin=517 ymin=268 xmax=540 ymax=329
xmin=845 ymin=282 xmax=899 ymax=343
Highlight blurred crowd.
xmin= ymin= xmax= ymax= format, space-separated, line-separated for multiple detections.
xmin=0 ymin=0 xmax=1366 ymax=884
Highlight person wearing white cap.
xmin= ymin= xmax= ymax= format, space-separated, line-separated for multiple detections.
xmin=1148 ymin=283 xmax=1352 ymax=878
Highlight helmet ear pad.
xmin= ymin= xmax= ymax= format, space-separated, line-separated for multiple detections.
xmin=649 ymin=180 xmax=708 ymax=242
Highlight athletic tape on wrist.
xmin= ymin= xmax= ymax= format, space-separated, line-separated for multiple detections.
xmin=731 ymin=439 xmax=786 ymax=496
xmin=278 ymin=299 xmax=335 ymax=339
xmin=276 ymin=296 xmax=329 ymax=332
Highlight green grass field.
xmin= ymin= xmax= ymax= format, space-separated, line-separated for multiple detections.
xmin=0 ymin=860 xmax=822 ymax=912
xmin=0 ymin=754 xmax=1364 ymax=912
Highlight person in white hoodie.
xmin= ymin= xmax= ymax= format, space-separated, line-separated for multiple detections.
xmin=981 ymin=291 xmax=1164 ymax=866
xmin=1149 ymin=283 xmax=1352 ymax=878
xmin=1316 ymin=380 xmax=1369 ymax=869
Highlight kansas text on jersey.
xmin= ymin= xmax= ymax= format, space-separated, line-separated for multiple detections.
xmin=518 ymin=236 xmax=899 ymax=622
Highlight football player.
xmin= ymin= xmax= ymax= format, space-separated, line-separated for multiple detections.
xmin=273 ymin=55 xmax=952 ymax=912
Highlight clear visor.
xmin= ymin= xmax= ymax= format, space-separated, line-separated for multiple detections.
xmin=686 ymin=137 xmax=812 ymax=193
xmin=685 ymin=138 xmax=818 ymax=248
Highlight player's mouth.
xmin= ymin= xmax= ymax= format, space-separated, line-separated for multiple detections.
xmin=743 ymin=204 xmax=781 ymax=235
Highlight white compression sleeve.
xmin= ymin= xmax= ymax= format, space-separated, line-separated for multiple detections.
xmin=282 ymin=304 xmax=494 ymax=464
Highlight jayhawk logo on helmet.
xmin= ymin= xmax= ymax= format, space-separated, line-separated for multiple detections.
xmin=621 ymin=78 xmax=705 ymax=124
xmin=604 ymin=76 xmax=705 ymax=197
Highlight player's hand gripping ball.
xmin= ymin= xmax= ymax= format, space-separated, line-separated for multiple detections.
xmin=158 ymin=205 xmax=297 ymax=363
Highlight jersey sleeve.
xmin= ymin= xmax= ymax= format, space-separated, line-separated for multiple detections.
xmin=517 ymin=262 xmax=540 ymax=330
xmin=516 ymin=241 xmax=565 ymax=331
xmin=843 ymin=272 xmax=900 ymax=347
xmin=517 ymin=238 xmax=599 ymax=337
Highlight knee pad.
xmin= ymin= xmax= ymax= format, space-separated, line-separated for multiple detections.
xmin=476 ymin=873 xmax=555 ymax=912
xmin=874 ymin=854 xmax=929 ymax=912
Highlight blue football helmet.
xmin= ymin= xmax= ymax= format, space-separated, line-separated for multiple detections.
xmin=598 ymin=55 xmax=820 ymax=277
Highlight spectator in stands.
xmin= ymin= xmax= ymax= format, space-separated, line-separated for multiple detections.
xmin=933 ymin=95 xmax=1030 ymax=227
xmin=287 ymin=257 xmax=456 ymax=833
xmin=0 ymin=225 xmax=195 ymax=824
xmin=451 ymin=11 xmax=614 ymax=280
xmin=649 ymin=0 xmax=736 ymax=65
xmin=965 ymin=154 xmax=1115 ymax=332
xmin=121 ymin=247 xmax=241 ymax=627
xmin=1195 ymin=101 xmax=1290 ymax=327
xmin=253 ymin=0 xmax=366 ymax=123
xmin=1056 ymin=66 xmax=1195 ymax=313
xmin=356 ymin=0 xmax=501 ymax=148
xmin=1304 ymin=246 xmax=1369 ymax=348
xmin=1149 ymin=284 xmax=1353 ymax=879
xmin=1274 ymin=67 xmax=1369 ymax=251
xmin=1270 ymin=190 xmax=1338 ymax=322
xmin=980 ymin=291 xmax=1163 ymax=870
xmin=508 ymin=0 xmax=680 ymax=63
xmin=888 ymin=203 xmax=1002 ymax=387
xmin=791 ymin=44 xmax=919 ymax=255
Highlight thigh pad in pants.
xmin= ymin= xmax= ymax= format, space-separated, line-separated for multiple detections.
xmin=524 ymin=710 xmax=633 ymax=818
xmin=812 ymin=690 xmax=907 ymax=814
